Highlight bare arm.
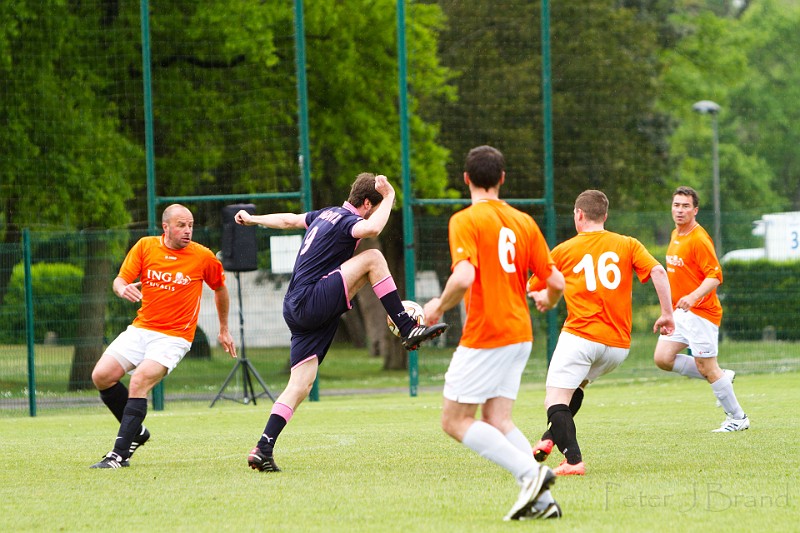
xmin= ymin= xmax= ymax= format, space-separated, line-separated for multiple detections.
xmin=113 ymin=276 xmax=142 ymax=303
xmin=235 ymin=210 xmax=306 ymax=230
xmin=352 ymin=175 xmax=395 ymax=239
xmin=530 ymin=266 xmax=565 ymax=312
xmin=422 ymin=260 xmax=475 ymax=325
xmin=214 ymin=285 xmax=237 ymax=358
xmin=676 ymin=276 xmax=721 ymax=311
xmin=649 ymin=265 xmax=675 ymax=335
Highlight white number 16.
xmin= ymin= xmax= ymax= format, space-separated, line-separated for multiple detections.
xmin=573 ymin=252 xmax=621 ymax=291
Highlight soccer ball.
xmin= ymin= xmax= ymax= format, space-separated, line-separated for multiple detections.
xmin=387 ymin=300 xmax=425 ymax=337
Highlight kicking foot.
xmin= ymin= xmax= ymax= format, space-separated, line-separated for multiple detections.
xmin=401 ymin=323 xmax=448 ymax=351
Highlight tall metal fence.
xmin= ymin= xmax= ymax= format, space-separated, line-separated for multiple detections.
xmin=3 ymin=209 xmax=799 ymax=416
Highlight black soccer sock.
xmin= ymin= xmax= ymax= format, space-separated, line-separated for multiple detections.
xmin=112 ymin=398 xmax=148 ymax=459
xmin=257 ymin=402 xmax=294 ymax=453
xmin=541 ymin=388 xmax=585 ymax=442
xmin=99 ymin=382 xmax=129 ymax=422
xmin=569 ymin=387 xmax=585 ymax=416
xmin=373 ymin=277 xmax=415 ymax=337
xmin=547 ymin=403 xmax=582 ymax=465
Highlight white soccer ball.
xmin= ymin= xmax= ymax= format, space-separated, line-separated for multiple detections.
xmin=387 ymin=300 xmax=425 ymax=337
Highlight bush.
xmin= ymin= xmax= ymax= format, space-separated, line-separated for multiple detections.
xmin=2 ymin=262 xmax=84 ymax=344
xmin=721 ymin=260 xmax=800 ymax=340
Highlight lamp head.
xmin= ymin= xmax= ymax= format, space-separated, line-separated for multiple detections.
xmin=692 ymin=100 xmax=721 ymax=115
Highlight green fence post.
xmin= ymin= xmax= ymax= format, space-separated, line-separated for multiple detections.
xmin=23 ymin=229 xmax=37 ymax=417
xmin=140 ymin=0 xmax=164 ymax=411
xmin=540 ymin=0 xmax=559 ymax=362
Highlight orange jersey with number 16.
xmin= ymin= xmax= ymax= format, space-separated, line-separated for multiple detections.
xmin=529 ymin=231 xmax=660 ymax=349
xmin=449 ymin=199 xmax=555 ymax=349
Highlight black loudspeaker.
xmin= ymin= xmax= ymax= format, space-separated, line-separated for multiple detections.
xmin=221 ymin=204 xmax=258 ymax=272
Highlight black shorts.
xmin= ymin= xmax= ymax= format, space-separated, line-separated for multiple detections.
xmin=283 ymin=269 xmax=350 ymax=368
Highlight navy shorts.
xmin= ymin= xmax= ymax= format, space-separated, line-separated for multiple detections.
xmin=283 ymin=269 xmax=350 ymax=367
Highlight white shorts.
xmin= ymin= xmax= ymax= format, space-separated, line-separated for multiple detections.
xmin=443 ymin=342 xmax=532 ymax=404
xmin=104 ymin=325 xmax=191 ymax=375
xmin=658 ymin=309 xmax=719 ymax=358
xmin=545 ymin=332 xmax=629 ymax=389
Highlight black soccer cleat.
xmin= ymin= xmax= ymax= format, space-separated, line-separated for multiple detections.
xmin=90 ymin=451 xmax=127 ymax=469
xmin=401 ymin=323 xmax=449 ymax=351
xmin=248 ymin=446 xmax=281 ymax=472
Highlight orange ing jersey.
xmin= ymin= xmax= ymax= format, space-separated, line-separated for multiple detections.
xmin=449 ymin=199 xmax=555 ymax=349
xmin=529 ymin=231 xmax=660 ymax=349
xmin=665 ymin=224 xmax=723 ymax=326
xmin=117 ymin=235 xmax=226 ymax=342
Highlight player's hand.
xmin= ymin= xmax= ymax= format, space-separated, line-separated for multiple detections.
xmin=119 ymin=281 xmax=143 ymax=303
xmin=675 ymin=293 xmax=698 ymax=311
xmin=234 ymin=210 xmax=254 ymax=226
xmin=653 ymin=314 xmax=675 ymax=336
xmin=529 ymin=289 xmax=553 ymax=312
xmin=374 ymin=174 xmax=395 ymax=200
xmin=218 ymin=329 xmax=237 ymax=358
xmin=423 ymin=298 xmax=443 ymax=325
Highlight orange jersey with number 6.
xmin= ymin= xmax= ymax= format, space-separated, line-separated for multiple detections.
xmin=117 ymin=235 xmax=226 ymax=342
xmin=531 ymin=231 xmax=660 ymax=349
xmin=449 ymin=199 xmax=555 ymax=349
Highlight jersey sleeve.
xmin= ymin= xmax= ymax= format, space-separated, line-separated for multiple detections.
xmin=693 ymin=233 xmax=724 ymax=284
xmin=304 ymin=210 xmax=321 ymax=228
xmin=630 ymin=237 xmax=661 ymax=284
xmin=201 ymin=248 xmax=227 ymax=290
xmin=117 ymin=239 xmax=145 ymax=283
xmin=448 ymin=211 xmax=478 ymax=270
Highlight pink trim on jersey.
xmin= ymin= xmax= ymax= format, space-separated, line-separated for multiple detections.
xmin=271 ymin=402 xmax=294 ymax=422
xmin=342 ymin=201 xmax=359 ymax=215
xmin=372 ymin=276 xmax=397 ymax=299
xmin=291 ymin=354 xmax=318 ymax=370
xmin=322 ymin=268 xmax=352 ymax=310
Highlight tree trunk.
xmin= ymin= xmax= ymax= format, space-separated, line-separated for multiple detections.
xmin=68 ymin=234 xmax=113 ymax=391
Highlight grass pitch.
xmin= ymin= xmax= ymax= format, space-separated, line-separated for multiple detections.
xmin=1 ymin=372 xmax=798 ymax=532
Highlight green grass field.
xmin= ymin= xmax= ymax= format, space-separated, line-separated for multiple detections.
xmin=1 ymin=372 xmax=797 ymax=532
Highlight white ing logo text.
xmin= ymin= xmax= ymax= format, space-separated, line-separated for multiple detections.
xmin=665 ymin=254 xmax=684 ymax=267
xmin=146 ymin=269 xmax=191 ymax=292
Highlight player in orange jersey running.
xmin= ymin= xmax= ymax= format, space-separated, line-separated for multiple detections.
xmin=653 ymin=186 xmax=749 ymax=432
xmin=527 ymin=190 xmax=674 ymax=476
xmin=424 ymin=146 xmax=565 ymax=520
xmin=89 ymin=204 xmax=237 ymax=469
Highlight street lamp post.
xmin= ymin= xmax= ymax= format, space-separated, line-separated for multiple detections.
xmin=692 ymin=100 xmax=722 ymax=257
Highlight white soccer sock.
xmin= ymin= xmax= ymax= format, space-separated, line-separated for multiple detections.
xmin=463 ymin=421 xmax=536 ymax=484
xmin=711 ymin=375 xmax=745 ymax=419
xmin=504 ymin=427 xmax=533 ymax=455
xmin=672 ymin=353 xmax=705 ymax=379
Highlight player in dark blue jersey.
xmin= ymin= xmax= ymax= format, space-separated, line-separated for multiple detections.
xmin=235 ymin=173 xmax=448 ymax=472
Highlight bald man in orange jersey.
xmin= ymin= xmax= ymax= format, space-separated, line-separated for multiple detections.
xmin=424 ymin=145 xmax=565 ymax=521
xmin=654 ymin=186 xmax=749 ymax=432
xmin=527 ymin=190 xmax=674 ymax=476
xmin=89 ymin=204 xmax=236 ymax=469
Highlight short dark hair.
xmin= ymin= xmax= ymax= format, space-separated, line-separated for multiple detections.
xmin=464 ymin=145 xmax=505 ymax=189
xmin=575 ymin=190 xmax=608 ymax=222
xmin=347 ymin=173 xmax=383 ymax=208
xmin=673 ymin=186 xmax=699 ymax=208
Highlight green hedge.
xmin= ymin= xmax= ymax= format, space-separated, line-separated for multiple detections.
xmin=1 ymin=262 xmax=84 ymax=344
xmin=721 ymin=260 xmax=800 ymax=341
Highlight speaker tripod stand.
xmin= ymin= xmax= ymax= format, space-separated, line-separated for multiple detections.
xmin=210 ymin=271 xmax=274 ymax=407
